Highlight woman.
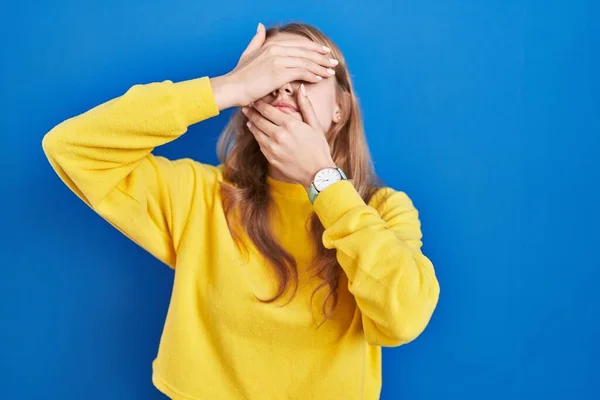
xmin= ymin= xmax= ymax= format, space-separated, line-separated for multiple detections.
xmin=42 ymin=22 xmax=440 ymax=400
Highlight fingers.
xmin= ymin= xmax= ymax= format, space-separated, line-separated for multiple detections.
xmin=246 ymin=120 xmax=270 ymax=147
xmin=279 ymin=56 xmax=336 ymax=80
xmin=245 ymin=100 xmax=290 ymax=126
xmin=242 ymin=103 xmax=283 ymax=135
xmin=268 ymin=45 xmax=337 ymax=79
xmin=268 ymin=40 xmax=332 ymax=55
xmin=297 ymin=84 xmax=322 ymax=131
xmin=283 ymin=68 xmax=324 ymax=84
xmin=278 ymin=46 xmax=338 ymax=71
xmin=239 ymin=22 xmax=266 ymax=61
xmin=246 ymin=120 xmax=277 ymax=162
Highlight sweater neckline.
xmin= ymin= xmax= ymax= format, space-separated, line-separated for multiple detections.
xmin=266 ymin=175 xmax=311 ymax=202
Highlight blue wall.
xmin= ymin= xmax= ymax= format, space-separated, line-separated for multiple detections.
xmin=1 ymin=1 xmax=598 ymax=398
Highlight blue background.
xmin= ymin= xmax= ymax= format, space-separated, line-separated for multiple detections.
xmin=1 ymin=0 xmax=599 ymax=398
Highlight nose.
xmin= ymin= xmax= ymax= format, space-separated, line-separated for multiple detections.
xmin=272 ymin=82 xmax=295 ymax=97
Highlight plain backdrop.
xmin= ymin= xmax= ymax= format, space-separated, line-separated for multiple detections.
xmin=1 ymin=0 xmax=599 ymax=399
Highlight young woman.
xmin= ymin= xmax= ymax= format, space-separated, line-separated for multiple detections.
xmin=42 ymin=22 xmax=440 ymax=400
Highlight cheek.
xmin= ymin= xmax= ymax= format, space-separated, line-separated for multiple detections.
xmin=305 ymin=85 xmax=337 ymax=128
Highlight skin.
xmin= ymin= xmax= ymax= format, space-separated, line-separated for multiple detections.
xmin=258 ymin=32 xmax=342 ymax=134
xmin=210 ymin=25 xmax=342 ymax=191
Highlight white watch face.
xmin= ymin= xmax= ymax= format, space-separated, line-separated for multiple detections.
xmin=314 ymin=168 xmax=342 ymax=191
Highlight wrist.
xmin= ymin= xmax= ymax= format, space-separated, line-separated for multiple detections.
xmin=302 ymin=160 xmax=337 ymax=191
xmin=209 ymin=74 xmax=242 ymax=111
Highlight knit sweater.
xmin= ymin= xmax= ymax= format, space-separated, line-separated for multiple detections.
xmin=41 ymin=76 xmax=440 ymax=400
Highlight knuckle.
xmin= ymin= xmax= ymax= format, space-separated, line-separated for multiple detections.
xmin=289 ymin=68 xmax=301 ymax=78
xmin=300 ymin=59 xmax=311 ymax=70
xmin=304 ymin=68 xmax=316 ymax=78
xmin=296 ymin=69 xmax=307 ymax=79
xmin=273 ymin=56 xmax=284 ymax=67
xmin=280 ymin=132 xmax=292 ymax=146
xmin=268 ymin=141 xmax=279 ymax=154
xmin=273 ymin=130 xmax=284 ymax=143
xmin=263 ymin=108 xmax=275 ymax=120
xmin=267 ymin=45 xmax=280 ymax=56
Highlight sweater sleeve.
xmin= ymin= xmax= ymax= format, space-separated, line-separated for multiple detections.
xmin=41 ymin=77 xmax=221 ymax=269
xmin=313 ymin=180 xmax=440 ymax=347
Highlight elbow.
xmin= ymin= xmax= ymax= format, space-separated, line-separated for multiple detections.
xmin=365 ymin=280 xmax=440 ymax=348
xmin=41 ymin=130 xmax=56 ymax=158
xmin=370 ymin=317 xmax=435 ymax=348
xmin=42 ymin=113 xmax=81 ymax=159
xmin=41 ymin=125 xmax=65 ymax=160
xmin=364 ymin=320 xmax=423 ymax=348
xmin=385 ymin=253 xmax=441 ymax=346
xmin=396 ymin=278 xmax=440 ymax=345
xmin=391 ymin=307 xmax=438 ymax=347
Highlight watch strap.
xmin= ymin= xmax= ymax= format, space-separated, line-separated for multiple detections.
xmin=307 ymin=167 xmax=347 ymax=204
xmin=308 ymin=182 xmax=320 ymax=204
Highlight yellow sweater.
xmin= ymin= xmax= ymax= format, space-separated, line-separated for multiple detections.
xmin=42 ymin=76 xmax=440 ymax=400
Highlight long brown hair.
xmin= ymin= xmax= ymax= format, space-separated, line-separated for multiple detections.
xmin=217 ymin=22 xmax=384 ymax=327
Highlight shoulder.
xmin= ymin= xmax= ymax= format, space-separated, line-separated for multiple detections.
xmin=169 ymin=159 xmax=223 ymax=182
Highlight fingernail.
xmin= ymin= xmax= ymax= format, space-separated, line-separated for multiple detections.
xmin=247 ymin=121 xmax=252 ymax=128
xmin=326 ymin=68 xmax=336 ymax=75
xmin=257 ymin=22 xmax=262 ymax=32
xmin=242 ymin=107 xmax=248 ymax=114
xmin=322 ymin=46 xmax=331 ymax=52
xmin=300 ymin=84 xmax=306 ymax=96
xmin=316 ymin=76 xmax=323 ymax=81
xmin=329 ymin=58 xmax=339 ymax=66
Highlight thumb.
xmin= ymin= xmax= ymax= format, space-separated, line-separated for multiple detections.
xmin=239 ymin=22 xmax=266 ymax=62
xmin=297 ymin=84 xmax=322 ymax=131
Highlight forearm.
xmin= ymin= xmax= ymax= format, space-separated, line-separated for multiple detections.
xmin=42 ymin=77 xmax=219 ymax=206
xmin=313 ymin=181 xmax=440 ymax=346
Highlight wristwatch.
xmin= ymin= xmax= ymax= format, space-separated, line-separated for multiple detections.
xmin=307 ymin=166 xmax=348 ymax=204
